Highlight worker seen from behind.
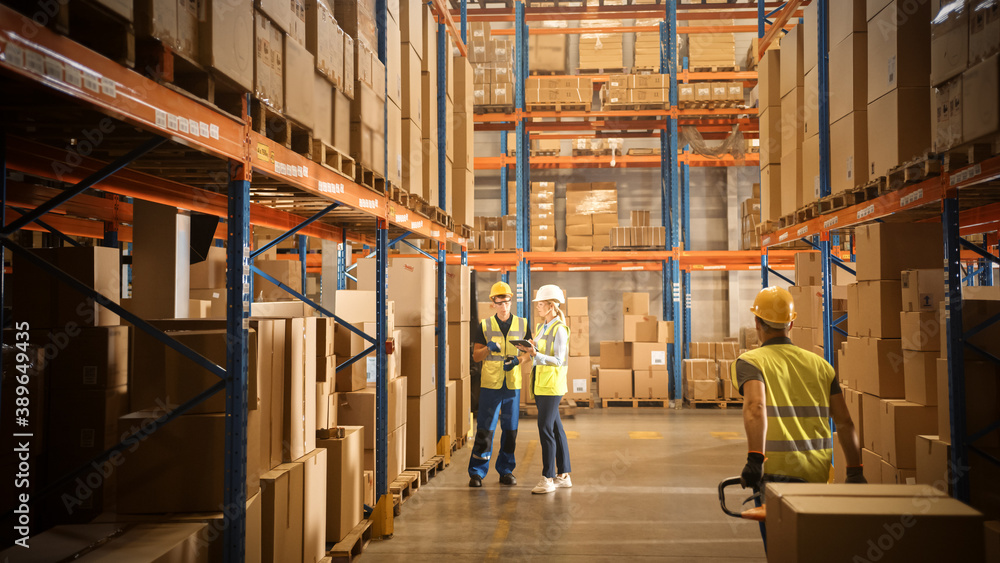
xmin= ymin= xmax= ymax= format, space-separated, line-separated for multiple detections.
xmin=517 ymin=284 xmax=572 ymax=495
xmin=733 ymin=286 xmax=866 ymax=492
xmin=469 ymin=281 xmax=532 ymax=488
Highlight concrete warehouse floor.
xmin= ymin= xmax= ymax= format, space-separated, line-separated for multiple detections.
xmin=363 ymin=408 xmax=768 ymax=562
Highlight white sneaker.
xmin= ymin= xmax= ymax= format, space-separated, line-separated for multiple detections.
xmin=532 ymin=477 xmax=555 ymax=494
xmin=553 ymin=474 xmax=572 ymax=488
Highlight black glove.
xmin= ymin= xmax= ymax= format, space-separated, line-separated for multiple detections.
xmin=503 ymin=357 xmax=518 ymax=372
xmin=488 ymin=341 xmax=502 ymax=353
xmin=741 ymin=452 xmax=766 ymax=489
xmin=846 ymin=466 xmax=867 ymax=484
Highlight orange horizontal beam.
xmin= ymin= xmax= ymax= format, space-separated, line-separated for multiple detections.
xmin=473 ymin=107 xmax=757 ymax=123
xmin=430 ymin=0 xmax=467 ymax=57
xmin=490 ymin=25 xmax=762 ymax=35
xmin=5 ymin=208 xmax=134 ymax=242
xmin=461 ymin=3 xmax=794 ymax=22
xmin=474 ymin=153 xmax=759 ymax=169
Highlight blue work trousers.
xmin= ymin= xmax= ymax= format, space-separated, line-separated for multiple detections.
xmin=469 ymin=381 xmax=519 ymax=479
xmin=535 ymin=395 xmax=571 ymax=478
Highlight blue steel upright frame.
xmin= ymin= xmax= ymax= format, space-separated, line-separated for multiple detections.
xmin=437 ymin=16 xmax=450 ymax=441
xmin=514 ymin=2 xmax=531 ymax=318
xmin=661 ymin=2 xmax=682 ymax=403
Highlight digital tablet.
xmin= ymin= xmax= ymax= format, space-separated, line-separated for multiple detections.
xmin=509 ymin=339 xmax=535 ymax=349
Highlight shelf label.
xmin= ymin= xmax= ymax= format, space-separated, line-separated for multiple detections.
xmin=256 ymin=143 xmax=271 ymax=162
xmin=154 ymin=109 xmax=167 ymax=128
xmin=409 ymin=220 xmax=423 ymax=229
xmin=210 ymin=124 xmax=219 ymax=140
xmin=166 ymin=113 xmax=178 ymax=131
xmin=857 ymin=204 xmax=876 ymax=220
xmin=83 ymin=71 xmax=99 ymax=93
xmin=431 ymin=230 xmax=440 ymax=237
xmin=394 ymin=213 xmax=409 ymax=222
xmin=702 ymin=265 xmax=727 ymax=270
xmin=749 ymin=265 xmax=761 ymax=270
xmin=797 ymin=226 xmax=809 ymax=237
xmin=823 ymin=216 xmax=839 ymax=229
xmin=188 ymin=118 xmax=199 ymax=137
xmin=318 ymin=180 xmax=345 ymax=194
xmin=621 ymin=266 xmax=644 ymax=271
xmin=950 ymin=164 xmax=982 ymax=186
xmin=778 ymin=232 xmax=789 ymax=242
xmin=900 ymin=188 xmax=923 ymax=208
xmin=358 ymin=198 xmax=380 ymax=210
xmin=25 ymin=50 xmax=43 ymax=75
xmin=531 ymin=266 xmax=544 ymax=272
xmin=762 ymin=236 xmax=772 ymax=245
xmin=568 ymin=266 xmax=591 ymax=271
xmin=447 ymin=232 xmax=454 ymax=239
xmin=64 ymin=65 xmax=81 ymax=88
xmin=100 ymin=77 xmax=116 ymax=97
xmin=43 ymin=56 xmax=61 ymax=81
xmin=199 ymin=122 xmax=209 ymax=137
xmin=178 ymin=118 xmax=189 ymax=134
xmin=4 ymin=43 xmax=24 ymax=68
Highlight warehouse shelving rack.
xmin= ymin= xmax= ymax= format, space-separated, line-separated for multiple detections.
xmin=459 ymin=1 xmax=793 ymax=404
xmin=0 ymin=0 xmax=471 ymax=557
xmin=757 ymin=0 xmax=1000 ymax=505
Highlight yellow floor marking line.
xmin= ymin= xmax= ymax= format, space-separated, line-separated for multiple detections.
xmin=485 ymin=439 xmax=538 ymax=562
xmin=628 ymin=431 xmax=663 ymax=440
xmin=711 ymin=431 xmax=742 ymax=440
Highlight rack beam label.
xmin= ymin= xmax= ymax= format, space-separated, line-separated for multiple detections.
xmin=778 ymin=232 xmax=789 ymax=242
xmin=318 ymin=181 xmax=345 ymax=194
xmin=394 ymin=213 xmax=409 ymax=222
xmin=621 ymin=266 xmax=644 ymax=271
xmin=823 ymin=216 xmax=839 ymax=229
xmin=568 ymin=266 xmax=591 ymax=271
xmin=359 ymin=198 xmax=380 ymax=210
xmin=797 ymin=226 xmax=809 ymax=237
xmin=256 ymin=143 xmax=272 ymax=162
xmin=900 ymin=188 xmax=923 ymax=208
xmin=857 ymin=204 xmax=875 ymax=220
xmin=950 ymin=164 xmax=982 ymax=186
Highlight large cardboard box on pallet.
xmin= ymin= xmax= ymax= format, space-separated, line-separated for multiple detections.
xmin=855 ymin=223 xmax=943 ymax=281
xmin=254 ymin=11 xmax=284 ymax=112
xmin=567 ymin=356 xmax=593 ymax=401
xmin=634 ymin=368 xmax=669 ymax=399
xmin=407 ymin=390 xmax=437 ymax=466
xmin=758 ymin=49 xmax=781 ymax=111
xmin=867 ymin=87 xmax=932 ymax=179
xmin=963 ymin=54 xmax=1000 ymax=143
xmin=779 ymin=25 xmax=803 ymax=97
xmin=13 ymin=246 xmax=121 ymax=328
xmin=761 ymin=164 xmax=782 ymax=222
xmin=801 ymin=134 xmax=820 ymax=206
xmin=830 ymin=0 xmax=866 ymax=46
xmin=398 ymin=324 xmax=436 ymax=396
xmin=598 ymin=369 xmax=632 ymax=399
xmin=879 ymin=399 xmax=937 ymax=468
xmin=317 ymin=426 xmax=363 ymax=544
xmin=759 ymin=107 xmax=782 ymax=166
xmin=829 ymin=33 xmax=868 ymax=124
xmin=780 ymin=149 xmax=802 ymax=216
xmin=830 ymin=111 xmax=869 ymax=192
xmin=201 ymin=0 xmax=254 ymax=91
xmin=867 ymin=0 xmax=932 ymax=104
xmin=284 ymin=36 xmax=315 ymax=127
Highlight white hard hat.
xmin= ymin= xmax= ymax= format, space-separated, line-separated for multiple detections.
xmin=533 ymin=284 xmax=564 ymax=304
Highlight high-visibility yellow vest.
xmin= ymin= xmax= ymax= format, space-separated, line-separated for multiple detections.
xmin=730 ymin=343 xmax=836 ymax=483
xmin=533 ymin=319 xmax=569 ymax=396
xmin=481 ymin=315 xmax=527 ymax=390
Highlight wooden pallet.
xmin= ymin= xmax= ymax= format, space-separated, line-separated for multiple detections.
xmin=816 ymin=192 xmax=849 ymax=214
xmin=887 ymin=154 xmax=941 ymax=191
xmin=355 ymin=165 xmax=386 ymax=195
xmin=525 ymin=102 xmax=590 ymax=112
xmin=630 ymin=66 xmax=660 ymax=74
xmin=388 ymin=185 xmax=409 ymax=207
xmin=577 ymin=67 xmax=628 ymax=75
xmin=388 ymin=472 xmax=418 ymax=506
xmin=860 ymin=176 xmax=890 ymax=200
xmin=602 ymin=398 xmax=670 ymax=408
xmin=528 ymin=69 xmax=564 ymax=76
xmin=569 ymin=398 xmax=595 ymax=409
xmin=778 ymin=212 xmax=797 ymax=229
xmin=795 ymin=202 xmax=820 ymax=224
xmin=684 ymin=399 xmax=742 ymax=409
xmin=405 ymin=456 xmax=444 ymax=486
xmin=627 ymin=148 xmax=661 ymax=156
xmin=406 ymin=194 xmax=431 ymax=218
xmin=473 ymin=104 xmax=515 ymax=114
xmin=452 ymin=434 xmax=469 ymax=451
xmin=604 ymin=102 xmax=670 ymax=112
xmin=458 ymin=224 xmax=473 ymax=240
xmin=327 ymin=518 xmax=373 ymax=563
xmin=571 ymin=149 xmax=614 ymax=157
xmin=251 ymin=99 xmax=313 ymax=157
xmin=689 ymin=65 xmax=740 ymax=73
xmin=508 ymin=149 xmax=561 ymax=157
xmin=311 ymin=140 xmax=357 ymax=179
xmin=136 ymin=39 xmax=247 ymax=121
xmin=943 ymin=139 xmax=998 ymax=171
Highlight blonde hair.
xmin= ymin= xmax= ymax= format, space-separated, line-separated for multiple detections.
xmin=545 ymin=300 xmax=566 ymax=325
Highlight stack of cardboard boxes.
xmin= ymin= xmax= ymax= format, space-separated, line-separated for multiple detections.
xmin=633 ymin=19 xmax=662 ymax=69
xmin=601 ymin=74 xmax=671 ymax=107
xmin=526 ymin=77 xmax=594 ymax=109
xmin=758 ymin=46 xmax=782 ymax=223
xmin=609 ymin=210 xmax=666 ymax=249
xmin=566 ymin=297 xmax=595 ymax=403
xmin=506 ymin=181 xmax=559 ymax=251
xmin=446 ymin=265 xmax=474 ymax=443
xmin=469 ymin=24 xmax=515 ymax=109
xmin=683 ymin=341 xmax=739 ymax=402
xmin=787 ymin=251 xmax=855 ymax=364
xmin=827 ymin=0 xmax=870 ymax=195
xmin=566 ymin=182 xmax=619 ymax=251
xmin=778 ymin=24 xmax=807 ymax=216
xmin=308 ymin=0 xmax=354 ymax=165
xmin=400 ymin=1 xmax=424 ymax=201
xmin=579 ymin=20 xmax=623 ymax=70
xmin=740 ymin=184 xmax=762 ymax=250
xmin=687 ymin=18 xmax=736 ymax=69
xmin=930 ymin=1 xmax=1000 ymax=156
xmin=598 ymin=293 xmax=673 ymax=401
xmin=453 ymin=55 xmax=476 ymax=227
xmin=837 ymin=223 xmax=943 ymax=486
xmin=676 ymin=80 xmax=744 ymax=107
xmin=472 ymin=215 xmax=518 ymax=251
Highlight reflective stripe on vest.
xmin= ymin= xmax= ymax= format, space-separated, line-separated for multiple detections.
xmin=480 ymin=315 xmax=527 ymax=390
xmin=533 ymin=319 xmax=569 ymax=396
xmin=731 ymin=343 xmax=836 ymax=483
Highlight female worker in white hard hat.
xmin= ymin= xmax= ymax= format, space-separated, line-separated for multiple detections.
xmin=517 ymin=284 xmax=573 ymax=494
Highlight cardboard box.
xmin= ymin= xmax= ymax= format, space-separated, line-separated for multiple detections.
xmin=867 ymin=87 xmax=932 ymax=179
xmin=622 ymin=292 xmax=650 ymax=315
xmin=856 ymin=337 xmax=905 ymax=398
xmin=963 ymin=54 xmax=1000 ymax=142
xmin=831 ymin=111 xmax=870 ymax=194
xmin=598 ymin=368 xmax=632 ymax=399
xmin=932 ymin=76 xmax=964 ymax=152
xmin=829 ymin=32 xmax=868 ymax=121
xmin=599 ymin=341 xmax=632 ymax=369
xmin=633 ymin=368 xmax=669 ymax=399
xmin=856 ymin=280 xmax=903 ymax=338
xmin=761 ymin=164 xmax=782 ymax=222
xmin=780 ymin=148 xmax=803 ymax=216
xmin=830 ymin=0 xmax=866 ymax=46
xmin=900 ymin=312 xmax=941 ymax=352
xmin=779 ymin=25 xmax=803 ymax=98
xmin=915 ymin=435 xmax=950 ymax=490
xmin=317 ymin=426 xmax=363 ymax=543
xmin=684 ymin=359 xmax=717 ymax=381
xmin=201 ymin=0 xmax=254 ymax=91
xmin=758 ymin=49 xmax=782 ymax=110
xmin=880 ymin=399 xmax=938 ymax=468
xmin=903 ymin=349 xmax=938 ymax=406
xmin=759 ymin=107 xmax=782 ymax=166
xmin=855 ymin=223 xmax=943 ymax=282
xmin=284 ymin=35 xmax=316 ymax=125
xmin=766 ymin=483 xmax=985 ymax=563
xmin=13 ymin=246 xmax=121 ymax=328
xmin=936 ymin=357 xmax=1000 ymax=447
xmin=970 ymin=0 xmax=1000 ymax=64
xmin=567 ymin=297 xmax=588 ymax=317
xmin=685 ymin=379 xmax=719 ymax=401
xmin=406 ymin=390 xmax=437 ymax=466
xmin=296 ymin=448 xmax=327 ymax=563
xmin=862 ymin=392 xmax=882 ymax=453
xmin=861 ymin=447 xmax=883 ymax=483
xmin=780 ymin=86 xmax=806 ymax=152
xmin=447 ymin=322 xmax=470 ymax=380
xmin=689 ymin=342 xmax=715 ymax=360
xmin=867 ymin=0 xmax=932 ymax=103
xmin=880 ymin=458 xmax=917 ymax=484
xmin=566 ymin=356 xmax=593 ymax=401
xmin=930 ymin=2 xmax=969 ymax=86
xmin=631 ymin=342 xmax=667 ymax=371
xmin=388 ymin=258 xmax=435 ymax=326
xmin=397 ymin=324 xmax=436 ymax=396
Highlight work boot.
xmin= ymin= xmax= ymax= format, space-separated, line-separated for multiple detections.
xmin=499 ymin=473 xmax=517 ymax=486
xmin=469 ymin=477 xmax=482 ymax=488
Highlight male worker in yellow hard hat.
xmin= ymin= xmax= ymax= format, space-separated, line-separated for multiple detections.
xmin=732 ymin=286 xmax=866 ymax=492
xmin=468 ymin=281 xmax=532 ymax=487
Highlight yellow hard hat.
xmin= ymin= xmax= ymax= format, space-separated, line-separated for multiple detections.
xmin=750 ymin=286 xmax=798 ymax=325
xmin=490 ymin=281 xmax=513 ymax=299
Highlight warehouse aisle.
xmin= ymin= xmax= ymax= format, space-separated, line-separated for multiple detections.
xmin=363 ymin=408 xmax=767 ymax=561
